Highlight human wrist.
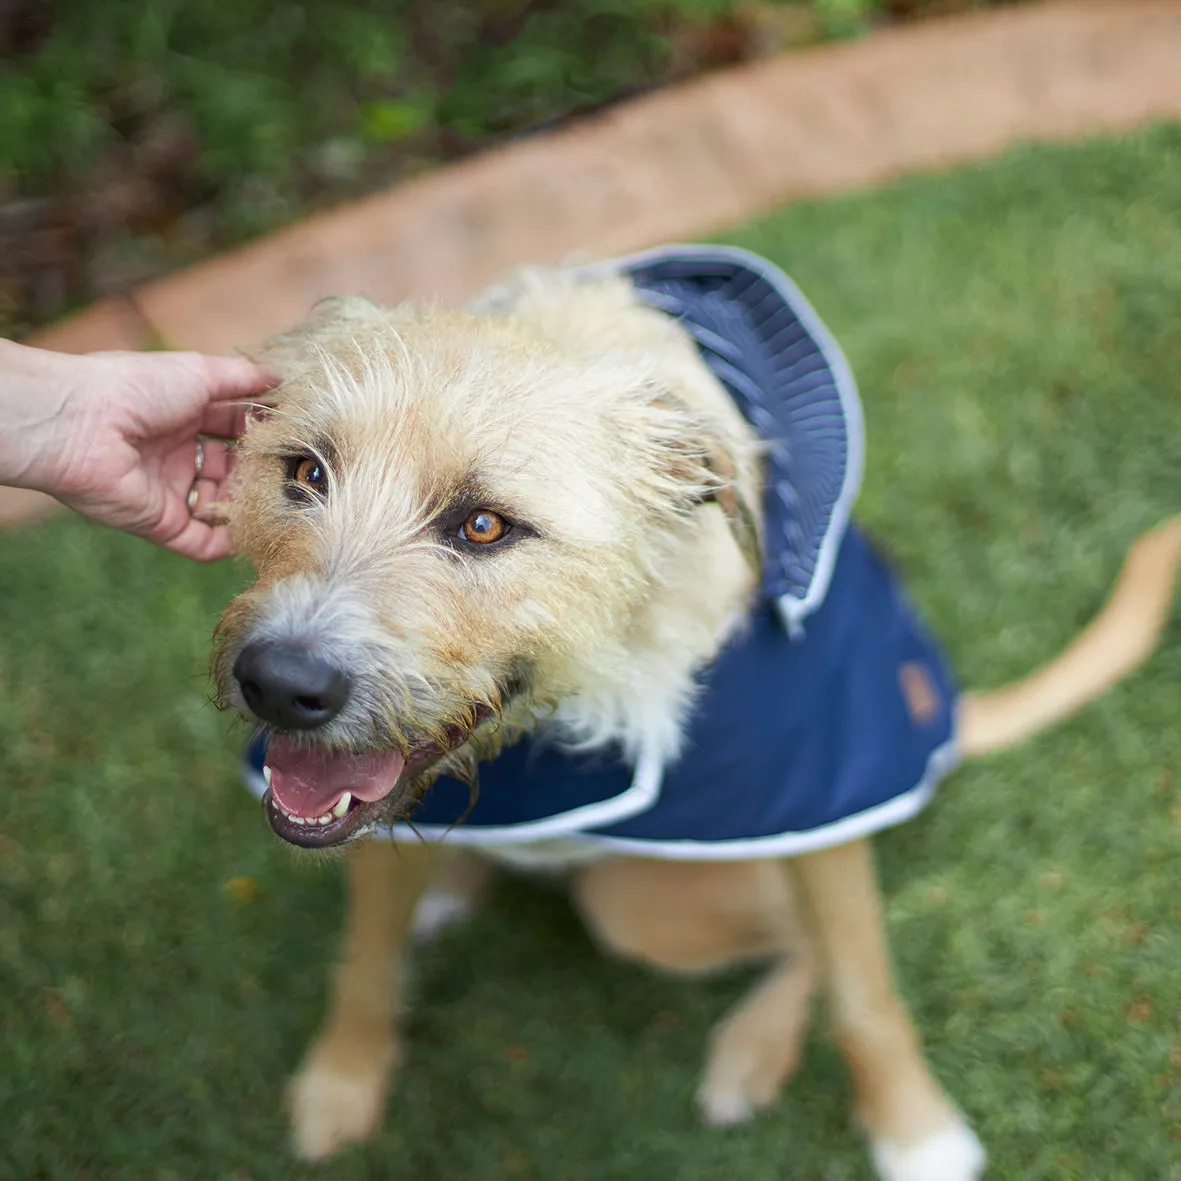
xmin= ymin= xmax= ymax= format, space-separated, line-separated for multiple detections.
xmin=0 ymin=339 xmax=86 ymax=494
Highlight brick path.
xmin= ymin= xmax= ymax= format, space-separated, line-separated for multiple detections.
xmin=6 ymin=0 xmax=1181 ymax=527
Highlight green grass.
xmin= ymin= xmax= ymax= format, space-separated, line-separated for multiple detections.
xmin=3 ymin=125 xmax=1181 ymax=1179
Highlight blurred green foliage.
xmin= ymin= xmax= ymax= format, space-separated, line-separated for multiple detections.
xmin=0 ymin=0 xmax=1017 ymax=335
xmin=2 ymin=1 xmax=1011 ymax=194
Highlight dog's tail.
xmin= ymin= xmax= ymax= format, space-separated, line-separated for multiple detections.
xmin=957 ymin=515 xmax=1181 ymax=757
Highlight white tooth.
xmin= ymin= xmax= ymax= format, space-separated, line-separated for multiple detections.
xmin=291 ymin=815 xmax=307 ymax=826
xmin=332 ymin=792 xmax=352 ymax=819
xmin=317 ymin=815 xmax=331 ymax=825
xmin=263 ymin=765 xmax=272 ymax=785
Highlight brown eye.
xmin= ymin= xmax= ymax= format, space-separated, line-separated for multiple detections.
xmin=461 ymin=509 xmax=509 ymax=545
xmin=287 ymin=456 xmax=328 ymax=498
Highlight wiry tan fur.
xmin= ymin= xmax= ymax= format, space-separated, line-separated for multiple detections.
xmin=213 ymin=267 xmax=1181 ymax=1179
xmin=216 ymin=276 xmax=761 ymax=782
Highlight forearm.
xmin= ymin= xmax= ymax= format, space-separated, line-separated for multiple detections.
xmin=0 ymin=339 xmax=82 ymax=494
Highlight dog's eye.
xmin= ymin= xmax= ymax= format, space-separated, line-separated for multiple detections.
xmin=286 ymin=455 xmax=328 ymax=499
xmin=460 ymin=509 xmax=510 ymax=545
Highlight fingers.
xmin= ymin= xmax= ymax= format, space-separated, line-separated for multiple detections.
xmin=166 ymin=435 xmax=236 ymax=557
xmin=124 ymin=488 xmax=235 ymax=562
xmin=186 ymin=478 xmax=227 ymax=522
xmin=191 ymin=354 xmax=280 ymax=403
xmin=199 ymin=401 xmax=251 ymax=441
xmin=193 ymin=437 xmax=234 ymax=483
xmin=152 ymin=352 xmax=277 ymax=437
xmin=162 ymin=515 xmax=236 ymax=562
xmin=193 ymin=355 xmax=276 ymax=440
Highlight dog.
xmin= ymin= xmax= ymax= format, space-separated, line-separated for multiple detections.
xmin=213 ymin=246 xmax=1181 ymax=1180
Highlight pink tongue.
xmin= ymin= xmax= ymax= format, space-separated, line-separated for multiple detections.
xmin=265 ymin=736 xmax=406 ymax=819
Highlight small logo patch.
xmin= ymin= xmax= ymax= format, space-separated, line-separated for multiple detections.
xmin=899 ymin=661 xmax=940 ymax=725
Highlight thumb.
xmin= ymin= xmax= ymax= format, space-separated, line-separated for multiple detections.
xmin=177 ymin=353 xmax=280 ymax=402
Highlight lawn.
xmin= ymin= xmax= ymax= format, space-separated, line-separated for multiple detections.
xmin=2 ymin=124 xmax=1180 ymax=1180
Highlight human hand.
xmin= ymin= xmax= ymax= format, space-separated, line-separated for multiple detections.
xmin=0 ymin=340 xmax=276 ymax=560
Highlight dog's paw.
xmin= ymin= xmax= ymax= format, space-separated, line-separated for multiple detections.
xmin=871 ymin=1119 xmax=986 ymax=1181
xmin=697 ymin=1081 xmax=762 ymax=1127
xmin=287 ymin=1038 xmax=397 ymax=1161
xmin=695 ymin=1018 xmax=802 ymax=1127
xmin=412 ymin=888 xmax=476 ymax=942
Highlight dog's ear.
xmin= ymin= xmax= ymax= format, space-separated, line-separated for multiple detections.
xmin=637 ymin=391 xmax=764 ymax=578
xmin=245 ymin=295 xmax=390 ymax=381
xmin=695 ymin=431 xmax=764 ymax=581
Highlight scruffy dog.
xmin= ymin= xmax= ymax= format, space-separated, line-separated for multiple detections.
xmin=213 ymin=247 xmax=1181 ymax=1180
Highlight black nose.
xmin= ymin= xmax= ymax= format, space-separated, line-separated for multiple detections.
xmin=233 ymin=642 xmax=350 ymax=730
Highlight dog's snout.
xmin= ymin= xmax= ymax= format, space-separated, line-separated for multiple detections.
xmin=233 ymin=642 xmax=350 ymax=731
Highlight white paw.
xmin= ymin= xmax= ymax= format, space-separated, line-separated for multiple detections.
xmin=412 ymin=889 xmax=476 ymax=942
xmin=287 ymin=1042 xmax=395 ymax=1161
xmin=695 ymin=1027 xmax=800 ymax=1127
xmin=697 ymin=1082 xmax=758 ymax=1127
xmin=871 ymin=1119 xmax=987 ymax=1181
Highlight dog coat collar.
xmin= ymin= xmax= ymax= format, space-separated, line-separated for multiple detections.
xmin=592 ymin=245 xmax=865 ymax=633
xmin=240 ymin=247 xmax=957 ymax=859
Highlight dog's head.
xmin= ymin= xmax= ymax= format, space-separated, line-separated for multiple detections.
xmin=214 ymin=272 xmax=762 ymax=848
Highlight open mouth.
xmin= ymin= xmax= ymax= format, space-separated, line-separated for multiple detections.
xmin=261 ymin=739 xmax=411 ymax=848
xmin=256 ymin=709 xmax=491 ymax=849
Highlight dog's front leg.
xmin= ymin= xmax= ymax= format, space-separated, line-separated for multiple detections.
xmin=791 ymin=839 xmax=986 ymax=1181
xmin=288 ymin=838 xmax=435 ymax=1161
